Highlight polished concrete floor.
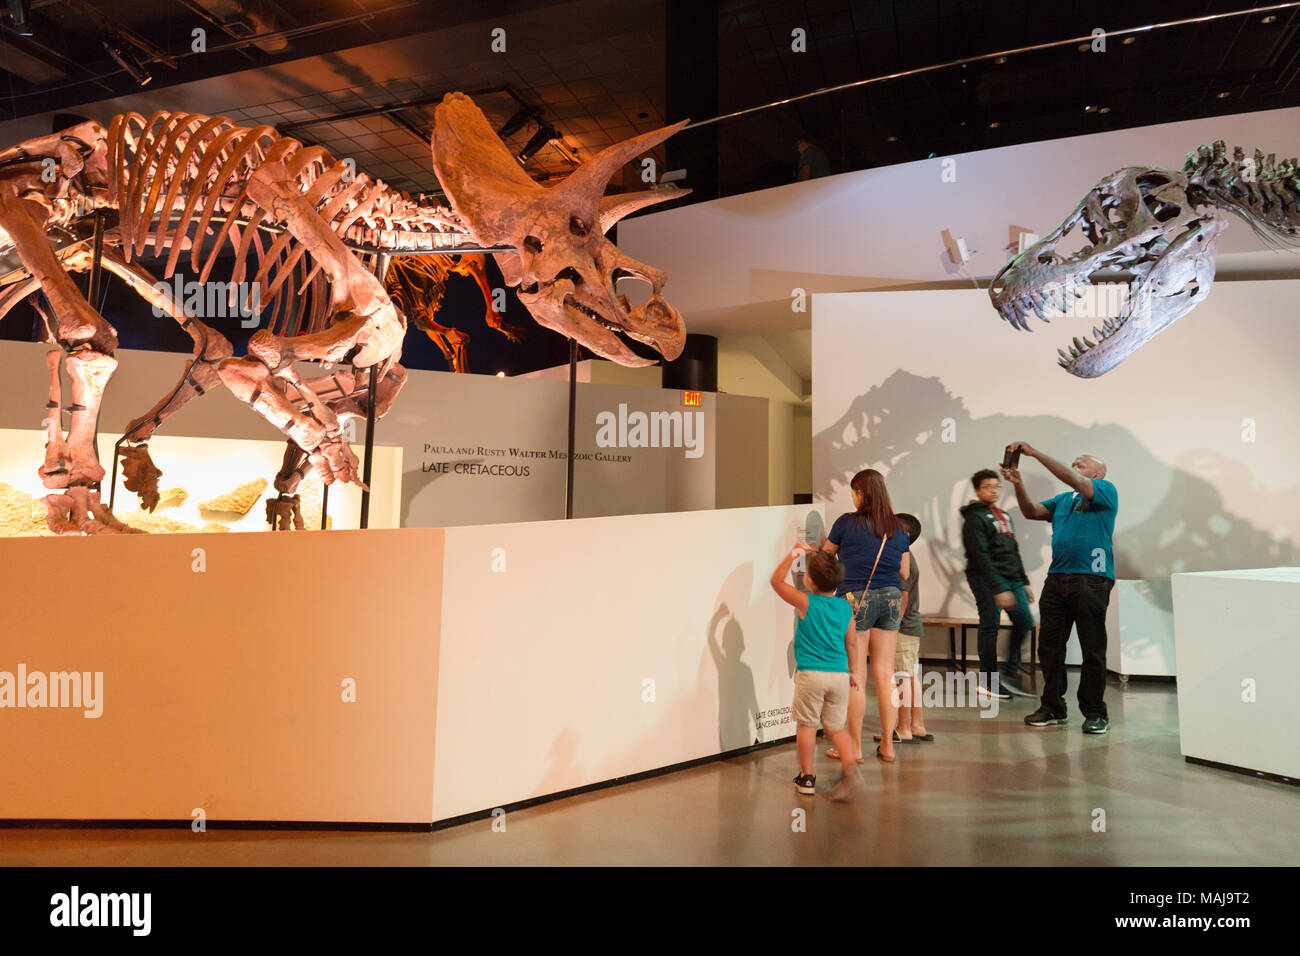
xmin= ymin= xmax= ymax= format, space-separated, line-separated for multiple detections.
xmin=3 ymin=676 xmax=1296 ymax=866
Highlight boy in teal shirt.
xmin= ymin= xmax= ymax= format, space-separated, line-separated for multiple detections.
xmin=771 ymin=543 xmax=863 ymax=801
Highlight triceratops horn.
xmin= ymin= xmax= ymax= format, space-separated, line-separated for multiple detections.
xmin=565 ymin=118 xmax=691 ymax=197
xmin=598 ymin=188 xmax=693 ymax=234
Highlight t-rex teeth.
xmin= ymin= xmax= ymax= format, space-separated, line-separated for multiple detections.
xmin=1084 ymin=336 xmax=1096 ymax=348
xmin=1092 ymin=326 xmax=1102 ymax=339
xmin=1058 ymin=348 xmax=1072 ymax=362
xmin=1073 ymin=336 xmax=1087 ymax=352
xmin=1069 ymin=344 xmax=1080 ymax=357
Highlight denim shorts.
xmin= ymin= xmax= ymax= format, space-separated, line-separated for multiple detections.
xmin=853 ymin=586 xmax=902 ymax=632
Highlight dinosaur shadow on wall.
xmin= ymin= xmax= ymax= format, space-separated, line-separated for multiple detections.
xmin=814 ymin=369 xmax=1297 ymax=616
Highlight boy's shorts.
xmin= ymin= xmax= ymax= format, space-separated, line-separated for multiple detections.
xmin=894 ymin=635 xmax=921 ymax=678
xmin=852 ymin=586 xmax=902 ymax=632
xmin=792 ymin=670 xmax=850 ymax=731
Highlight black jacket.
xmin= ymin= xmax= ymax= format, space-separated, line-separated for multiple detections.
xmin=960 ymin=500 xmax=1029 ymax=592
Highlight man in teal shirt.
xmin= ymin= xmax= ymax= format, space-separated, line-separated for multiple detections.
xmin=1003 ymin=442 xmax=1118 ymax=734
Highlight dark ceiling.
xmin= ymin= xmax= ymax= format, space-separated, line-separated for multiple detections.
xmin=4 ymin=1 xmax=1300 ymax=200
xmin=3 ymin=0 xmax=1300 ymax=374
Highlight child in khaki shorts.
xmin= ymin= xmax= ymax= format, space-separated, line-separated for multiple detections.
xmin=771 ymin=542 xmax=863 ymax=801
xmin=891 ymin=514 xmax=932 ymax=741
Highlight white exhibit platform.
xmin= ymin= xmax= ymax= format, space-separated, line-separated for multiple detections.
xmin=1171 ymin=567 xmax=1300 ymax=782
xmin=0 ymin=504 xmax=818 ymax=825
xmin=1108 ymin=580 xmax=1176 ymax=678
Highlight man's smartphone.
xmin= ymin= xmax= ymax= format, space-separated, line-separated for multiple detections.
xmin=1002 ymin=445 xmax=1021 ymax=470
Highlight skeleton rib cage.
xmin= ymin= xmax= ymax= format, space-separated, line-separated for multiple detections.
xmin=105 ymin=110 xmax=469 ymax=337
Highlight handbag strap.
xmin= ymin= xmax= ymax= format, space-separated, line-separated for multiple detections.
xmin=849 ymin=531 xmax=888 ymax=613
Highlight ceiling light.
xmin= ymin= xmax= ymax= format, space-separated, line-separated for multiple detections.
xmin=886 ymin=135 xmax=897 ymax=142
xmin=994 ymin=56 xmax=1007 ymax=64
xmin=1263 ymin=15 xmax=1278 ymax=24
xmin=1084 ymin=104 xmax=1098 ymax=112
xmin=1077 ymin=43 xmax=1091 ymax=52
xmin=1217 ymin=91 xmax=1231 ymax=99
xmin=1122 ymin=36 xmax=1136 ymax=45
xmin=988 ymin=122 xmax=1000 ymax=128
xmin=496 ymin=371 xmax=506 ymax=378
xmin=1099 ymin=106 xmax=1111 ymax=114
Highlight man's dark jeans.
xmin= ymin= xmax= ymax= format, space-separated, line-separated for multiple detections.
xmin=966 ymin=573 xmax=1032 ymax=684
xmin=1038 ymin=572 xmax=1114 ymax=719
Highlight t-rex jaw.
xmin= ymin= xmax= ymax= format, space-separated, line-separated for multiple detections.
xmin=989 ymin=142 xmax=1300 ymax=378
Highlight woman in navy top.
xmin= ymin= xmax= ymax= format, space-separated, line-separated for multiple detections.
xmin=822 ymin=469 xmax=911 ymax=762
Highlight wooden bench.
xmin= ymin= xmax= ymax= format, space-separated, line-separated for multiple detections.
xmin=921 ymin=615 xmax=1038 ymax=679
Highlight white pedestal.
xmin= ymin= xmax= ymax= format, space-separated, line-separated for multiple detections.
xmin=1171 ymin=568 xmax=1300 ymax=782
xmin=1107 ymin=580 xmax=1177 ymax=678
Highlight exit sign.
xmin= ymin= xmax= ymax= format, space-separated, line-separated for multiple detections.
xmin=683 ymin=391 xmax=701 ymax=406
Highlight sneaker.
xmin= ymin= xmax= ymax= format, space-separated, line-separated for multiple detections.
xmin=1082 ymin=716 xmax=1110 ymax=734
xmin=977 ymin=684 xmax=1011 ymax=701
xmin=999 ymin=672 xmax=1035 ymax=698
xmin=1024 ymin=706 xmax=1068 ymax=727
xmin=794 ymin=772 xmax=816 ymax=795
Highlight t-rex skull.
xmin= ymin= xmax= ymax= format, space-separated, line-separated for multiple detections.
xmin=990 ymin=166 xmax=1225 ymax=378
xmin=432 ymin=93 xmax=689 ymax=366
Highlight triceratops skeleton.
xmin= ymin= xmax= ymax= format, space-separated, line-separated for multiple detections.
xmin=990 ymin=141 xmax=1300 ymax=377
xmin=0 ymin=92 xmax=688 ymax=533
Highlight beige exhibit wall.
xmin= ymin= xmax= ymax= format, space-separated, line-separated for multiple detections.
xmin=431 ymin=504 xmax=823 ymax=821
xmin=811 ymin=284 xmax=1300 ymax=660
xmin=0 ymin=528 xmax=444 ymax=823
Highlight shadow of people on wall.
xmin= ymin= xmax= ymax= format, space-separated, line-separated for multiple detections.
xmin=814 ymin=369 xmax=1297 ymax=615
xmin=707 ymin=601 xmax=762 ymax=751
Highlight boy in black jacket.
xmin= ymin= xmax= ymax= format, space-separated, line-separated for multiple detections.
xmin=961 ymin=469 xmax=1035 ymax=698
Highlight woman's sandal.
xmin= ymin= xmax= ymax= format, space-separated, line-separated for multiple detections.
xmin=911 ymin=732 xmax=935 ymax=741
xmin=825 ymin=748 xmax=866 ymax=764
xmin=875 ymin=745 xmax=895 ymax=763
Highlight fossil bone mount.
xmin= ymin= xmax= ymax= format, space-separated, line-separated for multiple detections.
xmin=990 ymin=141 xmax=1300 ymax=377
xmin=0 ymin=92 xmax=689 ymax=534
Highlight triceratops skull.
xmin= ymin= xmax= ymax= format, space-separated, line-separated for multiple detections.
xmin=990 ymin=166 xmax=1225 ymax=377
xmin=432 ymin=93 xmax=689 ymax=366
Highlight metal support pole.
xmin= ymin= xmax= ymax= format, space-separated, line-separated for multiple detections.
xmin=320 ymin=483 xmax=329 ymax=530
xmin=359 ymin=253 xmax=388 ymax=530
xmin=360 ymin=363 xmax=377 ymax=530
xmin=565 ymin=338 xmax=577 ymax=519
xmin=87 ymin=210 xmax=105 ymax=475
xmin=87 ymin=210 xmax=105 ymax=305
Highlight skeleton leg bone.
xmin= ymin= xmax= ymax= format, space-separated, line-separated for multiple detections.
xmin=218 ymin=161 xmax=405 ymax=485
xmin=0 ymin=186 xmax=124 ymax=534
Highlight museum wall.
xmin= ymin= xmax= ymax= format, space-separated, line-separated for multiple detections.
xmin=811 ymin=285 xmax=1300 ymax=638
xmin=0 ymin=527 xmax=445 ymax=823
xmin=432 ymin=504 xmax=819 ymax=821
xmin=619 ymin=105 xmax=1300 ymax=324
